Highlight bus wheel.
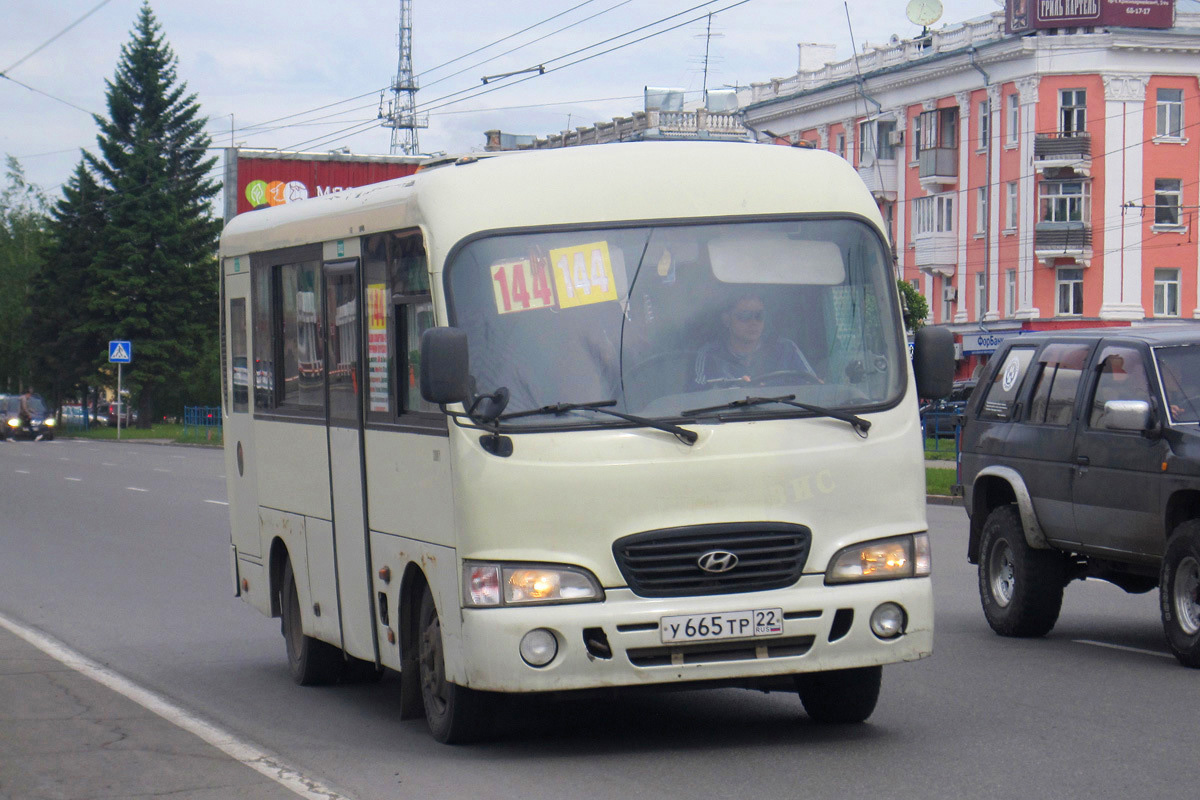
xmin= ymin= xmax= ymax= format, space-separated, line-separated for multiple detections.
xmin=795 ymin=665 xmax=882 ymax=724
xmin=417 ymin=585 xmax=487 ymax=743
xmin=281 ymin=561 xmax=343 ymax=685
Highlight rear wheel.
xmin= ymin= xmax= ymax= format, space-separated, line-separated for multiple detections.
xmin=417 ymin=585 xmax=488 ymax=743
xmin=795 ymin=666 xmax=882 ymax=724
xmin=978 ymin=505 xmax=1067 ymax=637
xmin=1161 ymin=521 xmax=1200 ymax=668
xmin=280 ymin=561 xmax=343 ymax=685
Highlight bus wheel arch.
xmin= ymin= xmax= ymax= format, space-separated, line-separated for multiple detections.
xmin=268 ymin=536 xmax=290 ymax=618
xmin=397 ymin=563 xmax=429 ymax=720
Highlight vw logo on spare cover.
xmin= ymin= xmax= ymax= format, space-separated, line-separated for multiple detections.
xmin=697 ymin=550 xmax=739 ymax=573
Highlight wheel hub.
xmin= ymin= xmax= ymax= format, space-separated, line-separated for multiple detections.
xmin=989 ymin=540 xmax=1015 ymax=608
xmin=1174 ymin=555 xmax=1200 ymax=636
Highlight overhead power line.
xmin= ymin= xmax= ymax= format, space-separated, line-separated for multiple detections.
xmin=2 ymin=0 xmax=115 ymax=74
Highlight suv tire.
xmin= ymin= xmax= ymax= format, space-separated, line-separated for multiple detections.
xmin=1160 ymin=520 xmax=1200 ymax=668
xmin=978 ymin=505 xmax=1067 ymax=638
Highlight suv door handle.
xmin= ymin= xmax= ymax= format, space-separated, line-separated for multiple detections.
xmin=1076 ymin=456 xmax=1090 ymax=466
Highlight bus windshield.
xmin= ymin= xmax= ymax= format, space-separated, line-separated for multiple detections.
xmin=445 ymin=218 xmax=903 ymax=426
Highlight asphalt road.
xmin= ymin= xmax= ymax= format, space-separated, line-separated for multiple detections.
xmin=0 ymin=438 xmax=1196 ymax=800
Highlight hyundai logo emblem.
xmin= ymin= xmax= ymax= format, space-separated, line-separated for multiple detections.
xmin=697 ymin=550 xmax=739 ymax=573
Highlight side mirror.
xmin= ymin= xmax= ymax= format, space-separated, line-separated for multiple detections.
xmin=912 ymin=326 xmax=955 ymax=400
xmin=1102 ymin=399 xmax=1152 ymax=432
xmin=419 ymin=327 xmax=470 ymax=405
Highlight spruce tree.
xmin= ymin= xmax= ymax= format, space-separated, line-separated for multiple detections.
xmin=31 ymin=161 xmax=108 ymax=411
xmin=84 ymin=1 xmax=221 ymax=425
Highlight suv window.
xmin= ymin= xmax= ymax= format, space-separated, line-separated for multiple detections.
xmin=979 ymin=346 xmax=1035 ymax=421
xmin=1028 ymin=343 xmax=1091 ymax=426
xmin=1088 ymin=346 xmax=1151 ymax=429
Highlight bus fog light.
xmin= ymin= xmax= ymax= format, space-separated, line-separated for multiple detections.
xmin=870 ymin=603 xmax=906 ymax=639
xmin=519 ymin=629 xmax=558 ymax=667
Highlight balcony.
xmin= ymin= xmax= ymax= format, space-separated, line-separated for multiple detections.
xmin=1034 ymin=222 xmax=1093 ymax=264
xmin=857 ymin=158 xmax=897 ymax=201
xmin=913 ymin=232 xmax=957 ymax=276
xmin=1034 ymin=133 xmax=1091 ymax=176
xmin=918 ymin=147 xmax=958 ymax=189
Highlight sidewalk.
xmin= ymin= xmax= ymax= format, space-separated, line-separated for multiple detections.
xmin=0 ymin=623 xmax=311 ymax=800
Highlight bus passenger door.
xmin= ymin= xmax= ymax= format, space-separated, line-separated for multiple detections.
xmin=323 ymin=259 xmax=380 ymax=666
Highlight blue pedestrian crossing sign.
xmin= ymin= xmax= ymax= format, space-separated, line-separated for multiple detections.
xmin=108 ymin=340 xmax=132 ymax=363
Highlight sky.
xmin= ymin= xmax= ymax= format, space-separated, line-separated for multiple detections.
xmin=1 ymin=0 xmax=1009 ymax=202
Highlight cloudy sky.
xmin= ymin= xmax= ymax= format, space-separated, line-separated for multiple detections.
xmin=2 ymin=0 xmax=1009 ymax=200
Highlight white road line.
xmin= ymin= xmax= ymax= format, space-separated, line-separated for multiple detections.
xmin=0 ymin=611 xmax=352 ymax=800
xmin=153 ymin=468 xmax=172 ymax=473
xmin=14 ymin=469 xmax=30 ymax=474
xmin=1074 ymin=639 xmax=1174 ymax=659
xmin=65 ymin=477 xmax=82 ymax=482
xmin=126 ymin=487 xmax=149 ymax=493
xmin=102 ymin=462 xmax=117 ymax=467
xmin=204 ymin=500 xmax=229 ymax=506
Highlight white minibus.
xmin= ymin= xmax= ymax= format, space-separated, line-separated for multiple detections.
xmin=219 ymin=141 xmax=953 ymax=742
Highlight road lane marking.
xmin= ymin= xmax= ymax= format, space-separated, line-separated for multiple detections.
xmin=0 ymin=611 xmax=352 ymax=800
xmin=204 ymin=500 xmax=229 ymax=506
xmin=102 ymin=462 xmax=117 ymax=467
xmin=14 ymin=469 xmax=30 ymax=474
xmin=1074 ymin=639 xmax=1174 ymax=659
xmin=65 ymin=477 xmax=82 ymax=482
xmin=126 ymin=487 xmax=149 ymax=493
xmin=153 ymin=468 xmax=172 ymax=473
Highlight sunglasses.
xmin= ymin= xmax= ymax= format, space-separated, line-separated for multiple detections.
xmin=733 ymin=310 xmax=765 ymax=322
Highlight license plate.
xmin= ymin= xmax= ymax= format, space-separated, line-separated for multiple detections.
xmin=660 ymin=608 xmax=784 ymax=644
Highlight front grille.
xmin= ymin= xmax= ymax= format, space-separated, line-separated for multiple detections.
xmin=613 ymin=523 xmax=811 ymax=598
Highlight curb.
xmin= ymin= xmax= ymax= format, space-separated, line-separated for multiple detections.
xmin=927 ymin=494 xmax=964 ymax=506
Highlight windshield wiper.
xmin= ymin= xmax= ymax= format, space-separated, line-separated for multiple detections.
xmin=500 ymin=399 xmax=698 ymax=445
xmin=682 ymin=394 xmax=870 ymax=438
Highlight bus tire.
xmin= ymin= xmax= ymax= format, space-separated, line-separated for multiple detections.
xmin=418 ymin=585 xmax=488 ymax=743
xmin=978 ymin=504 xmax=1066 ymax=638
xmin=281 ymin=561 xmax=343 ymax=686
xmin=795 ymin=665 xmax=882 ymax=724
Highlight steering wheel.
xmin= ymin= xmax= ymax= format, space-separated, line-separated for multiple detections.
xmin=750 ymin=370 xmax=820 ymax=387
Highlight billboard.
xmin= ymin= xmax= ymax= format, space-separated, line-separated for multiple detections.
xmin=223 ymin=148 xmax=425 ymax=221
xmin=1006 ymin=0 xmax=1175 ymax=33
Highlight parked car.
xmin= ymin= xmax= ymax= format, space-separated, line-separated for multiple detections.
xmin=97 ymin=401 xmax=136 ymax=426
xmin=920 ymin=379 xmax=976 ymax=438
xmin=960 ymin=326 xmax=1200 ymax=667
xmin=0 ymin=394 xmax=55 ymax=440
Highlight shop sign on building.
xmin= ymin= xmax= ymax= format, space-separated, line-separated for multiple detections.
xmin=1006 ymin=0 xmax=1175 ymax=33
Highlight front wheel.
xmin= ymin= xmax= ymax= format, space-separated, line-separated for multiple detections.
xmin=417 ymin=585 xmax=489 ymax=743
xmin=1161 ymin=521 xmax=1200 ymax=668
xmin=794 ymin=666 xmax=882 ymax=724
xmin=978 ymin=505 xmax=1067 ymax=638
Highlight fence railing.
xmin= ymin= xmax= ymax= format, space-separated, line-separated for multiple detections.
xmin=183 ymin=406 xmax=222 ymax=438
xmin=922 ymin=410 xmax=964 ymax=493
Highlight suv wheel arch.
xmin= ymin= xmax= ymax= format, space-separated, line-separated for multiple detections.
xmin=971 ymin=466 xmax=1051 ymax=560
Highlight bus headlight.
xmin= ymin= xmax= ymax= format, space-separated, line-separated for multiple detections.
xmin=463 ymin=562 xmax=604 ymax=607
xmin=825 ymin=533 xmax=931 ymax=584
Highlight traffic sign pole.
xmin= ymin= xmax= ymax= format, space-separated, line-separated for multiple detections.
xmin=117 ymin=363 xmax=122 ymax=441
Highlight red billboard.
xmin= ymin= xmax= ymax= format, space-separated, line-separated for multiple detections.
xmin=223 ymin=148 xmax=425 ymax=220
xmin=1006 ymin=0 xmax=1175 ymax=33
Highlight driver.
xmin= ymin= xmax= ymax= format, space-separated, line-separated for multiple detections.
xmin=692 ymin=291 xmax=818 ymax=388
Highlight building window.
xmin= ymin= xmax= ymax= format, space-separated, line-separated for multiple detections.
xmin=1059 ymin=89 xmax=1086 ymax=136
xmin=1040 ymin=180 xmax=1090 ymax=223
xmin=877 ymin=121 xmax=896 ymax=159
xmin=1154 ymin=269 xmax=1180 ymax=316
xmin=1056 ymin=267 xmax=1084 ymax=316
xmin=836 ymin=132 xmax=846 ymax=158
xmin=1005 ymin=181 xmax=1019 ymax=229
xmin=911 ymin=113 xmax=921 ymax=161
xmin=975 ymin=271 xmax=987 ymax=320
xmin=977 ymin=187 xmax=988 ymax=234
xmin=1155 ymin=178 xmax=1183 ymax=226
xmin=1005 ymin=269 xmax=1017 ymax=317
xmin=1157 ymin=88 xmax=1183 ymax=138
xmin=1006 ymin=93 xmax=1019 ymax=144
xmin=978 ymin=99 xmax=990 ymax=149
xmin=942 ymin=280 xmax=954 ymax=321
xmin=913 ymin=194 xmax=954 ymax=235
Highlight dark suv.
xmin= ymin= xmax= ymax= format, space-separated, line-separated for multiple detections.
xmin=960 ymin=326 xmax=1200 ymax=667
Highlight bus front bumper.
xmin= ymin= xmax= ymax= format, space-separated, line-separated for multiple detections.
xmin=451 ymin=575 xmax=932 ymax=693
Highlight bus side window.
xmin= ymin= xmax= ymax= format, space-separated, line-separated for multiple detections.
xmin=251 ymin=248 xmax=324 ymax=415
xmin=363 ymin=229 xmax=439 ymax=421
xmin=229 ymin=298 xmax=249 ymax=412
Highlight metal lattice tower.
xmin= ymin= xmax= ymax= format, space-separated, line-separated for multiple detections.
xmin=381 ymin=0 xmax=426 ymax=155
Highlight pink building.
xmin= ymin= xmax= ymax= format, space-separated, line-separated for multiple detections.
xmin=743 ymin=2 xmax=1195 ymax=374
